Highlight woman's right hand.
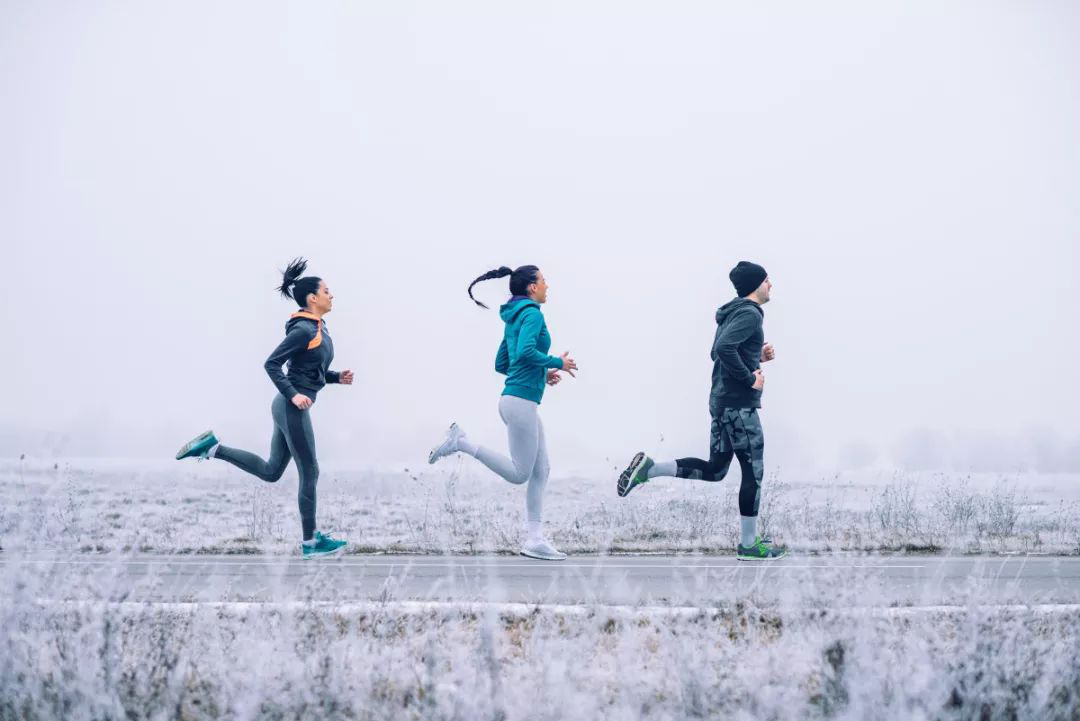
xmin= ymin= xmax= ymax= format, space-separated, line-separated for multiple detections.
xmin=292 ymin=393 xmax=313 ymax=410
xmin=559 ymin=352 xmax=578 ymax=377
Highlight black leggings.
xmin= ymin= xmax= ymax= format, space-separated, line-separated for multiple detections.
xmin=215 ymin=394 xmax=320 ymax=540
xmin=675 ymin=408 xmax=765 ymax=517
xmin=675 ymin=452 xmax=759 ymax=518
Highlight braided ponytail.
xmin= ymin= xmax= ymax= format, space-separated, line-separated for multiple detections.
xmin=467 ymin=266 xmax=514 ymax=309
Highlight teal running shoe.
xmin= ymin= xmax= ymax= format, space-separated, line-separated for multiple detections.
xmin=737 ymin=539 xmax=787 ymax=561
xmin=617 ymin=452 xmax=653 ymax=497
xmin=302 ymin=531 xmax=347 ymax=559
xmin=175 ymin=430 xmax=218 ymax=461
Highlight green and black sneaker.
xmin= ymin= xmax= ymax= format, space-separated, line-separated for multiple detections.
xmin=302 ymin=531 xmax=348 ymax=559
xmin=737 ymin=538 xmax=787 ymax=561
xmin=175 ymin=430 xmax=219 ymax=461
xmin=617 ymin=452 xmax=653 ymax=497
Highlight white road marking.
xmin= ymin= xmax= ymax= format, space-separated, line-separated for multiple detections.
xmin=2 ymin=557 xmax=928 ymax=570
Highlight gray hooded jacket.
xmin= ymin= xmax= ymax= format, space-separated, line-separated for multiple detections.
xmin=709 ymin=298 xmax=765 ymax=413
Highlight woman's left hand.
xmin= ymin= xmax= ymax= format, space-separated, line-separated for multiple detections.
xmin=340 ymin=370 xmax=354 ymax=385
xmin=546 ymin=370 xmax=562 ymax=386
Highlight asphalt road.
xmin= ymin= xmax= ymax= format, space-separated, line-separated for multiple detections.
xmin=6 ymin=553 xmax=1080 ymax=606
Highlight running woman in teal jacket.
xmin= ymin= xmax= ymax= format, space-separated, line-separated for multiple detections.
xmin=175 ymin=258 xmax=351 ymax=559
xmin=428 ymin=265 xmax=579 ymax=560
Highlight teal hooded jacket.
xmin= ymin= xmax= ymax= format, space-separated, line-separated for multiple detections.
xmin=495 ymin=298 xmax=564 ymax=404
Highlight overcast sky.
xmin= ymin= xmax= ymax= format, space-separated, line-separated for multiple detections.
xmin=3 ymin=1 xmax=1078 ymax=474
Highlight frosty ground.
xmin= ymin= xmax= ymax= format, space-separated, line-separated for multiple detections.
xmin=4 ymin=571 xmax=1080 ymax=721
xmin=3 ymin=458 xmax=1080 ymax=720
xmin=2 ymin=457 xmax=1078 ymax=556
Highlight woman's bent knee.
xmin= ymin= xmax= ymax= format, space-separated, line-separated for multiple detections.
xmin=507 ymin=466 xmax=531 ymax=485
xmin=261 ymin=461 xmax=291 ymax=483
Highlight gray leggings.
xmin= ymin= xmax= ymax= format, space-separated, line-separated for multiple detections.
xmin=472 ymin=395 xmax=550 ymax=523
xmin=215 ymin=394 xmax=320 ymax=540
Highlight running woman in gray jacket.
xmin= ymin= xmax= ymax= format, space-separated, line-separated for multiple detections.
xmin=175 ymin=258 xmax=351 ymax=559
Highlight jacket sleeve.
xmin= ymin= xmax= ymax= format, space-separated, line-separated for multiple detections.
xmin=264 ymin=325 xmax=315 ymax=397
xmin=711 ymin=310 xmax=760 ymax=387
xmin=494 ymin=339 xmax=510 ymax=375
xmin=325 ymin=370 xmax=341 ymax=384
xmin=515 ymin=309 xmax=564 ymax=369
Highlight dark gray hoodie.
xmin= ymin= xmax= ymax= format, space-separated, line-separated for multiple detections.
xmin=264 ymin=314 xmax=339 ymax=400
xmin=709 ymin=297 xmax=765 ymax=412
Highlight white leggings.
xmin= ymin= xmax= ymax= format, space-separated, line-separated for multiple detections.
xmin=472 ymin=395 xmax=549 ymax=523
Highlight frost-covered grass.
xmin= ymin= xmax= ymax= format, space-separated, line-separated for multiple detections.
xmin=2 ymin=457 xmax=1080 ymax=556
xmin=5 ymin=458 xmax=1080 ymax=719
xmin=2 ymin=555 xmax=1080 ymax=721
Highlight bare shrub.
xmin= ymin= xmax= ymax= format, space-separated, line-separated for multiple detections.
xmin=872 ymin=478 xmax=921 ymax=537
xmin=977 ymin=479 xmax=1020 ymax=541
xmin=931 ymin=475 xmax=979 ymax=536
xmin=246 ymin=483 xmax=284 ymax=541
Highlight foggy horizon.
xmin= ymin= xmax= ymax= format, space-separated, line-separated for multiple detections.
xmin=4 ymin=1 xmax=1078 ymax=475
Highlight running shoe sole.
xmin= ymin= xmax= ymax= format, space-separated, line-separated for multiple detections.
xmin=175 ymin=430 xmax=215 ymax=460
xmin=520 ymin=548 xmax=567 ymax=561
xmin=736 ymin=549 xmax=788 ymax=561
xmin=302 ymin=545 xmax=347 ymax=560
xmin=617 ymin=452 xmax=647 ymax=497
xmin=428 ymin=423 xmax=459 ymax=465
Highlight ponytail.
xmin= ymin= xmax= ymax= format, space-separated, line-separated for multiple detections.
xmin=277 ymin=257 xmax=323 ymax=308
xmin=467 ymin=266 xmax=514 ymax=309
xmin=278 ymin=257 xmax=308 ymax=299
xmin=467 ymin=264 xmax=541 ymax=308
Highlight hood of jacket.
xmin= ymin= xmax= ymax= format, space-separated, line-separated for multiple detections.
xmin=499 ymin=297 xmax=540 ymax=325
xmin=716 ymin=297 xmax=763 ymax=327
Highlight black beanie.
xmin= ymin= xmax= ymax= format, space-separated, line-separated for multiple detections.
xmin=729 ymin=261 xmax=768 ymax=297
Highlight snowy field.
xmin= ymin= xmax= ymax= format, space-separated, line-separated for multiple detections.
xmin=4 ymin=457 xmax=1080 ymax=720
xmin=2 ymin=457 xmax=1079 ymax=557
xmin=3 ymin=573 xmax=1080 ymax=720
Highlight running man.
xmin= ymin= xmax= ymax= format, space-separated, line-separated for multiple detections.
xmin=617 ymin=261 xmax=786 ymax=561
xmin=175 ymin=258 xmax=351 ymax=559
xmin=427 ymin=265 xmax=579 ymax=561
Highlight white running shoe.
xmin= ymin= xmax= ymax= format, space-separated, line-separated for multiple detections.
xmin=520 ymin=538 xmax=567 ymax=561
xmin=428 ymin=423 xmax=466 ymax=464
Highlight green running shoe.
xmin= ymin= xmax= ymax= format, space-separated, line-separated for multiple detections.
xmin=617 ymin=452 xmax=653 ymax=497
xmin=175 ymin=430 xmax=218 ymax=461
xmin=737 ymin=539 xmax=787 ymax=561
xmin=302 ymin=531 xmax=347 ymax=559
